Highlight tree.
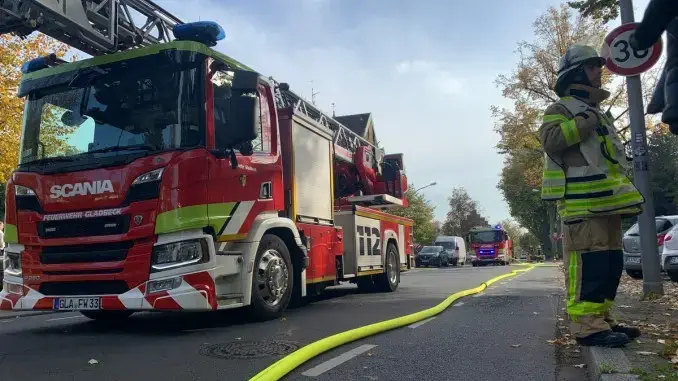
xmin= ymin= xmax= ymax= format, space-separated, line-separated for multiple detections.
xmin=568 ymin=0 xmax=619 ymax=23
xmin=441 ymin=187 xmax=489 ymax=236
xmin=389 ymin=184 xmax=437 ymax=245
xmin=0 ymin=33 xmax=71 ymax=183
xmin=518 ymin=232 xmax=542 ymax=256
xmin=498 ymin=219 xmax=524 ymax=250
xmin=646 ymin=123 xmax=678 ymax=215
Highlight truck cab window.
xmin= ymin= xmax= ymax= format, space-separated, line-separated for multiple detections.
xmin=212 ymin=70 xmax=270 ymax=153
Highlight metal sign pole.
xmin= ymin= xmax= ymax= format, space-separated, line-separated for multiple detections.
xmin=619 ymin=0 xmax=663 ymax=296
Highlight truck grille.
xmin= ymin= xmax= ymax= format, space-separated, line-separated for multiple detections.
xmin=40 ymin=242 xmax=132 ymax=265
xmin=39 ymin=280 xmax=129 ymax=296
xmin=38 ymin=215 xmax=130 ymax=239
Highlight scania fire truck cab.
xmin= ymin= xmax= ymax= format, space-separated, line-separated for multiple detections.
xmin=0 ymin=1 xmax=413 ymax=321
xmin=468 ymin=226 xmax=512 ymax=267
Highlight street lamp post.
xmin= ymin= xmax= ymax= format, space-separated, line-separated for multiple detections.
xmin=414 ymin=181 xmax=437 ymax=193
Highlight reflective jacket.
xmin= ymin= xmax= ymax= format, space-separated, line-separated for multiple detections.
xmin=539 ymin=90 xmax=644 ymax=222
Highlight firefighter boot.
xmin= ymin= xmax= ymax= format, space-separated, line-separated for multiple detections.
xmin=575 ymin=330 xmax=631 ymax=348
xmin=611 ymin=324 xmax=641 ymax=340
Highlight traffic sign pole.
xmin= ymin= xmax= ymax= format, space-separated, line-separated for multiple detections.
xmin=619 ymin=0 xmax=663 ymax=296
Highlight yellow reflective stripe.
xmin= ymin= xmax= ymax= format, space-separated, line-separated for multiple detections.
xmin=542 ymin=187 xmax=565 ymax=196
xmin=565 ymin=177 xmax=631 ymax=194
xmin=543 ymin=170 xmax=565 ymax=179
xmin=4 ymin=223 xmax=17 ymax=244
xmin=561 ymin=191 xmax=643 ymax=211
xmin=543 ymin=114 xmax=569 ymax=123
xmin=567 ymin=251 xmax=577 ymax=306
xmin=560 ymin=119 xmax=580 ymax=146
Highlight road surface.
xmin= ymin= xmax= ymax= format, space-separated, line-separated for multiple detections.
xmin=0 ymin=265 xmax=583 ymax=381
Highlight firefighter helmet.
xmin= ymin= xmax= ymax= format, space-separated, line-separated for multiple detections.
xmin=555 ymin=45 xmax=605 ymax=95
xmin=555 ymin=45 xmax=605 ymax=88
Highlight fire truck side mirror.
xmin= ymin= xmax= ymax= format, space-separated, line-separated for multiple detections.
xmin=228 ymin=92 xmax=260 ymax=147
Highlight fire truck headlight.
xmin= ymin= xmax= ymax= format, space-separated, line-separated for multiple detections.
xmin=151 ymin=238 xmax=208 ymax=271
xmin=15 ymin=185 xmax=36 ymax=196
xmin=132 ymin=168 xmax=164 ymax=185
xmin=5 ymin=251 xmax=21 ymax=275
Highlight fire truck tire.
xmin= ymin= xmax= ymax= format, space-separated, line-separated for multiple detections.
xmin=248 ymin=234 xmax=293 ymax=321
xmin=375 ymin=242 xmax=400 ymax=292
xmin=80 ymin=310 xmax=134 ymax=321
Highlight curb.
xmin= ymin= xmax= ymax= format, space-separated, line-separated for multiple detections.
xmin=0 ymin=310 xmax=57 ymax=321
xmin=583 ymin=346 xmax=639 ymax=380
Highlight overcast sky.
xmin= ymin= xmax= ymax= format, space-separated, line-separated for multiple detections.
xmin=157 ymin=0 xmax=651 ymax=223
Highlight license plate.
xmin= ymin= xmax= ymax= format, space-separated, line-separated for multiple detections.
xmin=670 ymin=257 xmax=678 ymax=264
xmin=627 ymin=257 xmax=641 ymax=264
xmin=53 ymin=297 xmax=102 ymax=311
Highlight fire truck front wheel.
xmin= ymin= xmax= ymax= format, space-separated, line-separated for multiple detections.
xmin=375 ymin=242 xmax=400 ymax=292
xmin=248 ymin=234 xmax=293 ymax=321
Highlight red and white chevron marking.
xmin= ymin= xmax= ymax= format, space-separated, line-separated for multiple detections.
xmin=0 ymin=270 xmax=218 ymax=311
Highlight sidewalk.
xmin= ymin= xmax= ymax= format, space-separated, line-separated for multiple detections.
xmin=605 ymin=274 xmax=678 ymax=380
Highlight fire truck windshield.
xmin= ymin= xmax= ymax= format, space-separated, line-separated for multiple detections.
xmin=470 ymin=230 xmax=503 ymax=244
xmin=18 ymin=56 xmax=204 ymax=169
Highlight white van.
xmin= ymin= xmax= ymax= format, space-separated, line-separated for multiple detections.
xmin=434 ymin=236 xmax=467 ymax=266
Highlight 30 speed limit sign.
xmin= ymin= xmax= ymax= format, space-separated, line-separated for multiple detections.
xmin=601 ymin=22 xmax=663 ymax=76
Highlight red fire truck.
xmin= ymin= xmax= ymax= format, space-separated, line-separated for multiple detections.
xmin=467 ymin=225 xmax=513 ymax=266
xmin=0 ymin=0 xmax=413 ymax=321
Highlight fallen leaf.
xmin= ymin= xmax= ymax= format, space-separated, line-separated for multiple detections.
xmin=88 ymin=359 xmax=99 ymax=365
xmin=547 ymin=340 xmax=556 ymax=344
xmin=659 ymin=339 xmax=666 ymax=344
xmin=573 ymin=364 xmax=586 ymax=368
xmin=618 ymin=305 xmax=633 ymax=308
xmin=511 ymin=344 xmax=521 ymax=348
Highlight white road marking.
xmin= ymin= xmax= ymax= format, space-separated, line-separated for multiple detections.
xmin=408 ymin=316 xmax=436 ymax=328
xmin=302 ymin=344 xmax=377 ymax=377
xmin=46 ymin=315 xmax=85 ymax=322
xmin=453 ymin=302 xmax=465 ymax=307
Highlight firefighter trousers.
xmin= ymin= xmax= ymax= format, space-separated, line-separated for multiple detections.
xmin=562 ymin=215 xmax=624 ymax=338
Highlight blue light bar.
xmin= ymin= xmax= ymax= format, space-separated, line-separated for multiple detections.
xmin=21 ymin=56 xmax=50 ymax=74
xmin=173 ymin=21 xmax=225 ymax=47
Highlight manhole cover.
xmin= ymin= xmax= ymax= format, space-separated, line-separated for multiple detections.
xmin=200 ymin=340 xmax=300 ymax=360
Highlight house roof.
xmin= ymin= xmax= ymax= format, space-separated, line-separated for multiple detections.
xmin=335 ymin=113 xmax=372 ymax=137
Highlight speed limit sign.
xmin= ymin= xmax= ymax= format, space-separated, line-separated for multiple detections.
xmin=601 ymin=22 xmax=663 ymax=76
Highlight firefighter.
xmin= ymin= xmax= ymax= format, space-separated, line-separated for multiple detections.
xmin=539 ymin=45 xmax=645 ymax=347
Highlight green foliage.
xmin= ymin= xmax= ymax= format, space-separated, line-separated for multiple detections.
xmin=518 ymin=232 xmax=542 ymax=255
xmin=647 ymin=124 xmax=678 ymax=216
xmin=390 ymin=185 xmax=436 ymax=245
xmin=441 ymin=187 xmax=489 ymax=237
xmin=568 ymin=0 xmax=620 ymax=23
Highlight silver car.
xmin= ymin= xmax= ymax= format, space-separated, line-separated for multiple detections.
xmin=623 ymin=215 xmax=678 ymax=279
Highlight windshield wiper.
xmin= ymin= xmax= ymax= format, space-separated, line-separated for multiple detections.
xmin=85 ymin=144 xmax=157 ymax=155
xmin=25 ymin=156 xmax=81 ymax=166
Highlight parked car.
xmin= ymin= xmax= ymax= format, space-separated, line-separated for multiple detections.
xmin=661 ymin=224 xmax=678 ymax=281
xmin=415 ymin=245 xmax=449 ymax=268
xmin=623 ymin=215 xmax=678 ymax=279
xmin=433 ymin=236 xmax=467 ymax=266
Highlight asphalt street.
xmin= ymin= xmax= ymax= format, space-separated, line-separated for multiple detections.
xmin=0 ymin=265 xmax=582 ymax=381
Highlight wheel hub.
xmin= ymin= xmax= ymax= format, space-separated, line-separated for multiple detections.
xmin=257 ymin=250 xmax=289 ymax=306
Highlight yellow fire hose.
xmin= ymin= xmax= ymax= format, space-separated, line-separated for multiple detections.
xmin=249 ymin=264 xmax=538 ymax=381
